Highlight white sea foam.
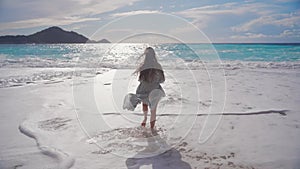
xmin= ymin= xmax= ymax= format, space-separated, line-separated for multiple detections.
xmin=221 ymin=61 xmax=300 ymax=70
xmin=19 ymin=120 xmax=75 ymax=169
xmin=0 ymin=55 xmax=299 ymax=88
xmin=0 ymin=67 xmax=109 ymax=88
xmin=1 ymin=56 xmax=300 ymax=69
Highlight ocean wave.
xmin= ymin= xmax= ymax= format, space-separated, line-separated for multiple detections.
xmin=1 ymin=57 xmax=300 ymax=69
xmin=220 ymin=61 xmax=300 ymax=70
xmin=0 ymin=67 xmax=108 ymax=88
xmin=0 ymin=57 xmax=299 ymax=88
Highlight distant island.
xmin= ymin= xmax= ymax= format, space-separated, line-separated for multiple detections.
xmin=0 ymin=26 xmax=110 ymax=44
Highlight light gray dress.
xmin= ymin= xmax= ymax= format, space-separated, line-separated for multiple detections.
xmin=123 ymin=70 xmax=165 ymax=111
xmin=136 ymin=71 xmax=165 ymax=110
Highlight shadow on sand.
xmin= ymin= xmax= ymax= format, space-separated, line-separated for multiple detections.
xmin=126 ymin=130 xmax=191 ymax=169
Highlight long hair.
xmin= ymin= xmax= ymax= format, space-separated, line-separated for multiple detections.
xmin=135 ymin=47 xmax=165 ymax=83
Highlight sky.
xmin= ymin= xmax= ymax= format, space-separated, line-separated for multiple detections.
xmin=0 ymin=0 xmax=299 ymax=43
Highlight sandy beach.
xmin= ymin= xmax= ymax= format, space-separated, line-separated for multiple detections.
xmin=0 ymin=64 xmax=299 ymax=169
xmin=1 ymin=0 xmax=300 ymax=168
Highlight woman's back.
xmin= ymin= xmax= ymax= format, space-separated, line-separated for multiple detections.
xmin=139 ymin=68 xmax=165 ymax=84
xmin=137 ymin=68 xmax=165 ymax=95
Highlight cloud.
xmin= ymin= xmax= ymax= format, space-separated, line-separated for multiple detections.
xmin=175 ymin=2 xmax=277 ymax=29
xmin=177 ymin=2 xmax=273 ymax=16
xmin=230 ymin=29 xmax=300 ymax=39
xmin=169 ymin=25 xmax=196 ymax=35
xmin=111 ymin=10 xmax=161 ymax=17
xmin=232 ymin=12 xmax=300 ymax=32
xmin=279 ymin=29 xmax=300 ymax=38
xmin=176 ymin=2 xmax=275 ymax=18
xmin=175 ymin=1 xmax=299 ymax=42
xmin=230 ymin=32 xmax=268 ymax=39
xmin=0 ymin=17 xmax=100 ymax=30
xmin=0 ymin=0 xmax=141 ymax=30
xmin=275 ymin=0 xmax=299 ymax=2
xmin=1 ymin=0 xmax=139 ymax=19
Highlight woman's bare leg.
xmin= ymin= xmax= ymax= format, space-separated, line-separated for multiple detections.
xmin=141 ymin=103 xmax=148 ymax=126
xmin=150 ymin=107 xmax=157 ymax=129
xmin=148 ymin=89 xmax=164 ymax=129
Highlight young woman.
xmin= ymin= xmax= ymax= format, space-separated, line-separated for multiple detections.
xmin=134 ymin=47 xmax=165 ymax=129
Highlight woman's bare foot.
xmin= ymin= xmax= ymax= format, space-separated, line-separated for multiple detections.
xmin=141 ymin=122 xmax=146 ymax=127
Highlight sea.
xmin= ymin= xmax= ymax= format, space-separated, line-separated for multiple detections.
xmin=0 ymin=43 xmax=299 ymax=88
xmin=0 ymin=43 xmax=299 ymax=68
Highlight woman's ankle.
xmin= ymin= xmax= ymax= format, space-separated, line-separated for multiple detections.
xmin=150 ymin=120 xmax=156 ymax=129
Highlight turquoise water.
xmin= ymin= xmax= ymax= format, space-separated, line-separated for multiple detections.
xmin=214 ymin=44 xmax=300 ymax=62
xmin=0 ymin=43 xmax=299 ymax=62
xmin=157 ymin=43 xmax=300 ymax=62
